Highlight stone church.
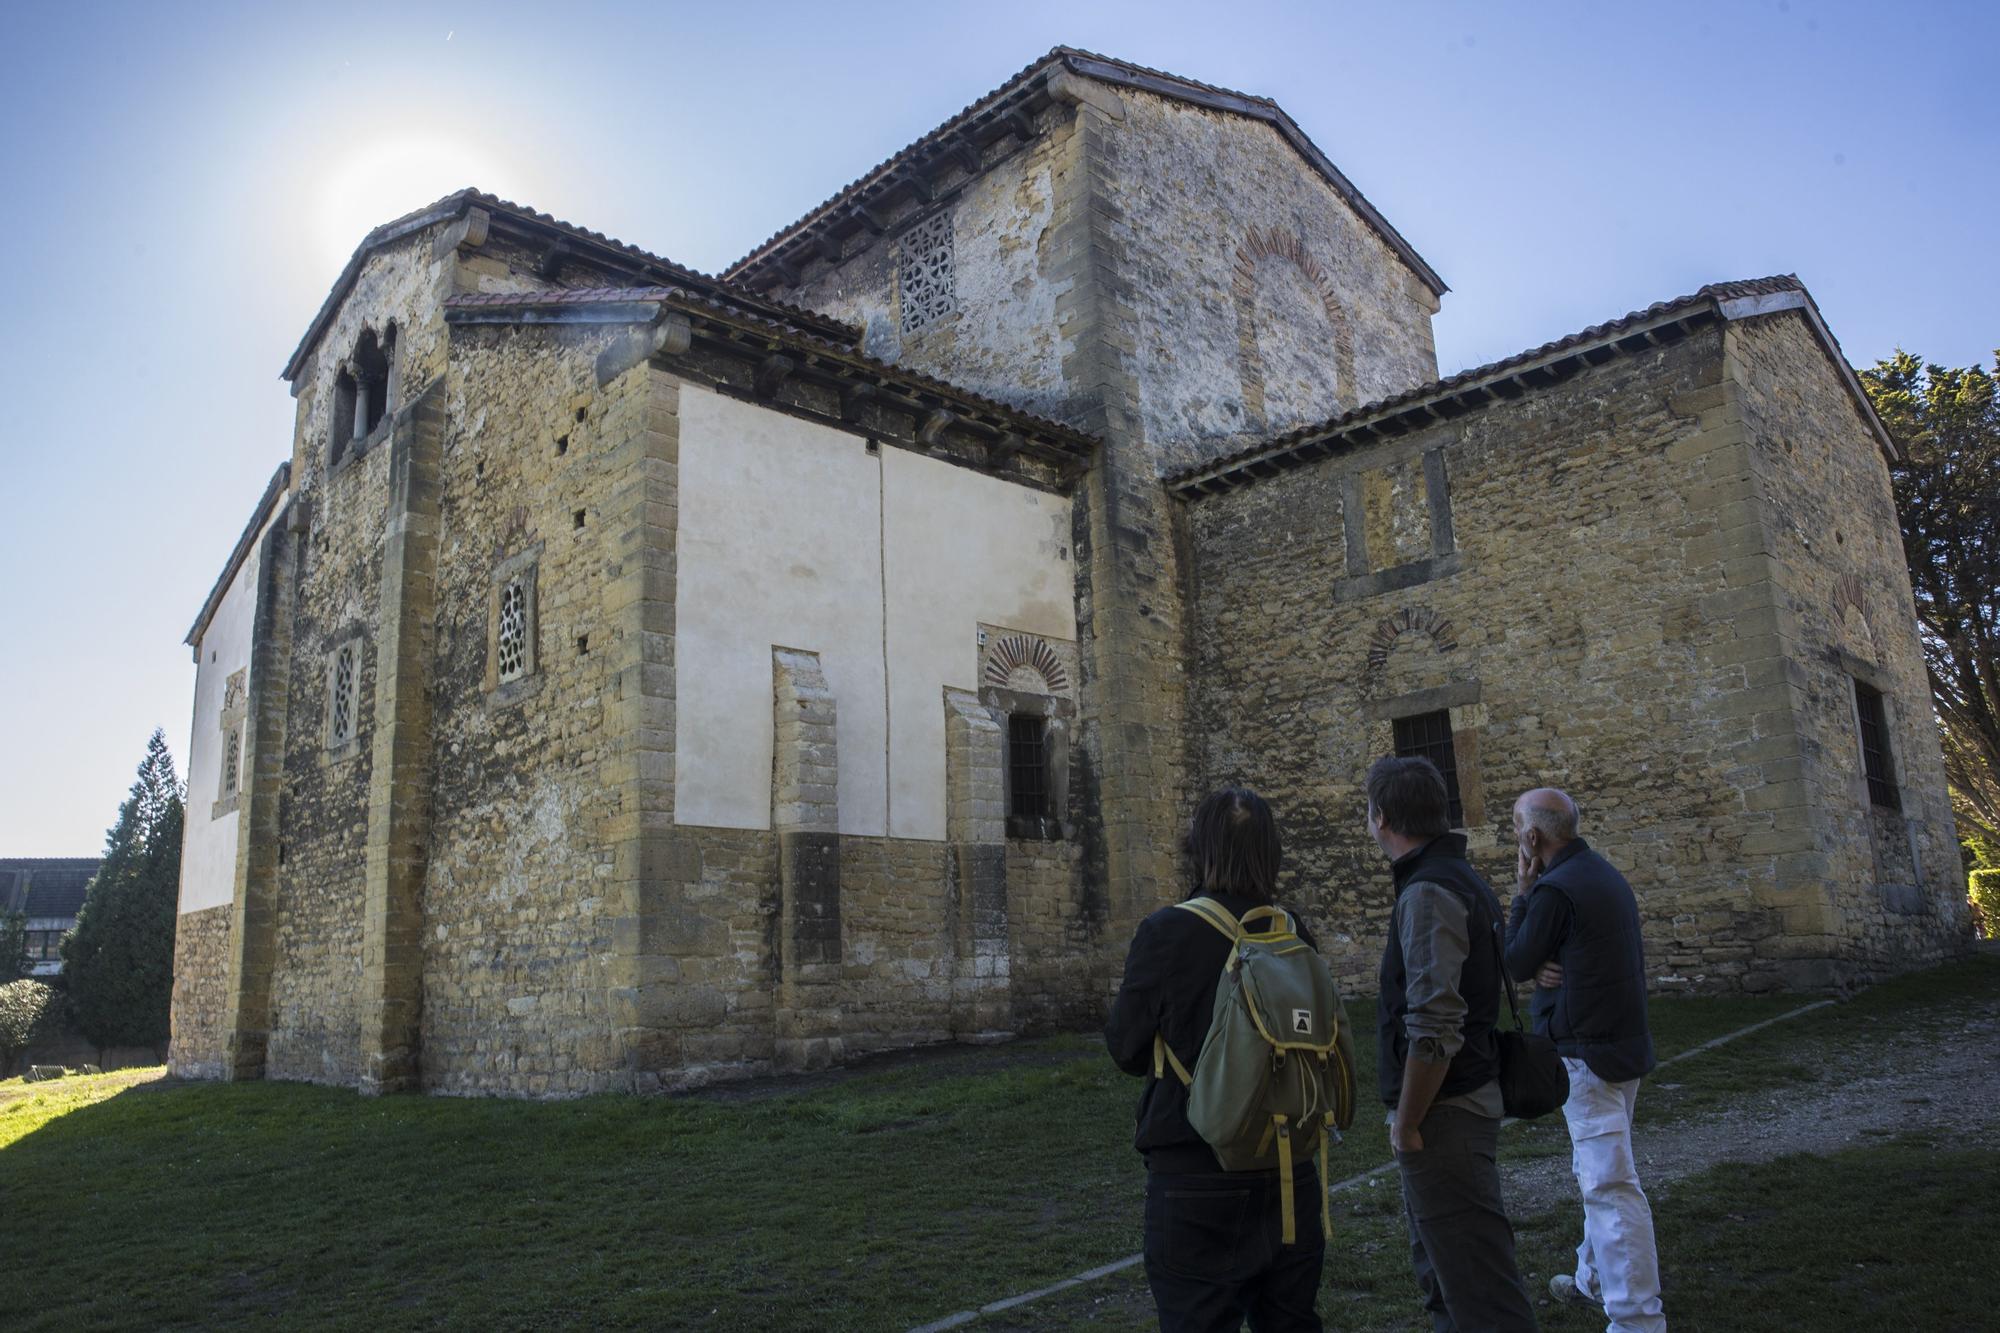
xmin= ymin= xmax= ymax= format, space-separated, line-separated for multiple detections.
xmin=169 ymin=48 xmax=1968 ymax=1096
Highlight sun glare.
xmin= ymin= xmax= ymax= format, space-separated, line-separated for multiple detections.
xmin=312 ymin=136 xmax=509 ymax=273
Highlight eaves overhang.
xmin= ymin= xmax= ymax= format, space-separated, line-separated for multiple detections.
xmin=444 ymin=287 xmax=1099 ymax=489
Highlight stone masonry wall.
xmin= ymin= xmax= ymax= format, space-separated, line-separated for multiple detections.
xmin=264 ymin=231 xmax=465 ymax=1086
xmin=1726 ymin=312 xmax=1970 ymax=973
xmin=1102 ymin=87 xmax=1441 ymax=477
xmin=167 ymin=904 xmax=232 ymax=1078
xmin=1185 ymin=327 xmax=1852 ymax=991
xmin=772 ymin=106 xmax=1084 ymax=422
xmin=419 ymin=321 xmax=636 ymax=1096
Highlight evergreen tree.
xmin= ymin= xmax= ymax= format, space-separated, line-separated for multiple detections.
xmin=0 ymin=911 xmax=28 ymax=983
xmin=61 ymin=730 xmax=184 ymax=1057
xmin=1860 ymin=350 xmax=2000 ymax=850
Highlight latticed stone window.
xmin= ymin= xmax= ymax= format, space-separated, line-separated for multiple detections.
xmin=898 ymin=210 xmax=957 ymax=334
xmin=222 ymin=725 xmax=242 ymax=798
xmin=497 ymin=579 xmax=529 ymax=683
xmin=330 ymin=645 xmax=357 ymax=746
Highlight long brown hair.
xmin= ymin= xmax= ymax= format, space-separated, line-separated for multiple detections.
xmin=1182 ymin=787 xmax=1282 ymax=902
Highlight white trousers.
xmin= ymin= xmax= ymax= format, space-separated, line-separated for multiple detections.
xmin=1561 ymin=1056 xmax=1667 ymax=1333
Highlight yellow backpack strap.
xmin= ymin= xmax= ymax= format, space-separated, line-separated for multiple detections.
xmin=1236 ymin=905 xmax=1297 ymax=938
xmin=1273 ymin=1114 xmax=1296 ymax=1246
xmin=1152 ymin=1033 xmax=1193 ymax=1086
xmin=1173 ymin=896 xmax=1241 ymax=942
xmin=1320 ymin=1112 xmax=1335 ymax=1242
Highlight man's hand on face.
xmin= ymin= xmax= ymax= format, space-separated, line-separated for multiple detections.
xmin=1536 ymin=962 xmax=1564 ymax=990
xmin=1515 ymin=843 xmax=1544 ymax=894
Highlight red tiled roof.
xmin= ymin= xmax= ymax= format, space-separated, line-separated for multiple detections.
xmin=724 ymin=46 xmax=1446 ymax=298
xmin=1169 ymin=275 xmax=1893 ymax=494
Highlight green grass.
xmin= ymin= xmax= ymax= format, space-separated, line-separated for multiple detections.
xmin=4 ymin=956 xmax=1994 ymax=1330
xmin=1007 ymin=1129 xmax=2000 ymax=1332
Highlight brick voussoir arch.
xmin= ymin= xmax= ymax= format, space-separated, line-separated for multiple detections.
xmin=1363 ymin=605 xmax=1458 ymax=684
xmin=1233 ymin=224 xmax=1357 ymax=428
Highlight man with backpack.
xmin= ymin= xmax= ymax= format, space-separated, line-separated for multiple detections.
xmin=1368 ymin=755 xmax=1539 ymax=1332
xmin=1106 ymin=787 xmax=1356 ymax=1333
xmin=1503 ymin=787 xmax=1665 ymax=1332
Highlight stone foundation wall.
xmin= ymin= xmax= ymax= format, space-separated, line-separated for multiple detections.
xmin=167 ymin=905 xmax=232 ymax=1078
xmin=1183 ymin=326 xmax=1885 ymax=992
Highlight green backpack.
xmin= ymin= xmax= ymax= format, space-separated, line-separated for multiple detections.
xmin=1152 ymin=898 xmax=1357 ymax=1245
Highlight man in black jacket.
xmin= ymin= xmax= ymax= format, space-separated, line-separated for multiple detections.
xmin=1369 ymin=755 xmax=1538 ymax=1333
xmin=1106 ymin=787 xmax=1327 ymax=1333
xmin=1503 ymin=788 xmax=1665 ymax=1332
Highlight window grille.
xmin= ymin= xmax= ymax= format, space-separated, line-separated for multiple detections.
xmin=222 ymin=725 xmax=242 ymax=797
xmin=898 ymin=210 xmax=957 ymax=334
xmin=497 ymin=580 xmax=529 ymax=682
xmin=1854 ymin=681 xmax=1900 ymax=810
xmin=1392 ymin=709 xmax=1465 ymax=827
xmin=330 ymin=646 xmax=356 ymax=745
xmin=1008 ymin=714 xmax=1049 ymax=821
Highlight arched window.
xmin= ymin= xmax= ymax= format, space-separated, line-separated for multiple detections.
xmin=353 ymin=327 xmax=390 ymax=436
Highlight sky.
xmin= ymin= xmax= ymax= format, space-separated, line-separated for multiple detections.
xmin=0 ymin=0 xmax=1992 ymax=854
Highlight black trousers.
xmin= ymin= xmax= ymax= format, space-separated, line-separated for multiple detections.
xmin=1142 ymin=1166 xmax=1324 ymax=1333
xmin=1395 ymin=1105 xmax=1539 ymax=1332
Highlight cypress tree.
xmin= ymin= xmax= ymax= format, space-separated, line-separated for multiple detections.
xmin=62 ymin=730 xmax=185 ymax=1058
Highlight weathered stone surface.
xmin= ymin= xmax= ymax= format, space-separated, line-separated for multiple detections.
xmin=1183 ymin=315 xmax=1967 ymax=992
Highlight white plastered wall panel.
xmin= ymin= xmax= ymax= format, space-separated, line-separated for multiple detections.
xmin=673 ymin=385 xmax=1076 ymax=840
xmin=675 ymin=385 xmax=890 ymax=835
xmin=177 ymin=501 xmax=284 ymax=914
xmin=880 ymin=447 xmax=1074 ymax=838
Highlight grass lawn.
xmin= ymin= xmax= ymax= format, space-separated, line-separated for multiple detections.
xmin=4 ymin=955 xmax=1994 ymax=1330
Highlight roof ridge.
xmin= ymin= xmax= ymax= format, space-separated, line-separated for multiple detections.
xmin=283 ymin=190 xmax=861 ymax=382
xmin=723 ymin=46 xmax=1444 ymax=296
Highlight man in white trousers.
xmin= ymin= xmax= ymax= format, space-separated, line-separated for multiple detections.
xmin=1502 ymin=788 xmax=1666 ymax=1333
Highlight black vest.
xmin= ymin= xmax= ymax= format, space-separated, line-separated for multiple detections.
xmin=1528 ymin=840 xmax=1656 ymax=1082
xmin=1377 ymin=834 xmax=1503 ymax=1107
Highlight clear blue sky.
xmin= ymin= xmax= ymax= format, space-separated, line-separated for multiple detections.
xmin=2 ymin=1 xmax=1992 ymax=853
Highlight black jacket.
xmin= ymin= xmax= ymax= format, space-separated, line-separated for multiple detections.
xmin=1503 ymin=838 xmax=1656 ymax=1082
xmin=1376 ymin=834 xmax=1504 ymax=1107
xmin=1105 ymin=893 xmax=1318 ymax=1172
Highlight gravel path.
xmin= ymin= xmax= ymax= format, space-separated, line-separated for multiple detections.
xmin=1498 ymin=993 xmax=2000 ymax=1218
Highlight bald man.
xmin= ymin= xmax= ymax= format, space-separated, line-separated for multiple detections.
xmin=1503 ymin=789 xmax=1665 ymax=1333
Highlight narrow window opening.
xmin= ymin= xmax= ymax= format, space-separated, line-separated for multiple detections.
xmin=353 ymin=328 xmax=390 ymax=436
xmin=576 ymin=634 xmax=589 ymax=656
xmin=331 ymin=368 xmax=357 ymax=465
xmin=1855 ymin=681 xmax=1900 ymax=810
xmin=330 ymin=645 xmax=357 ymax=745
xmin=222 ymin=725 xmax=242 ymax=798
xmin=573 ymin=509 xmax=587 ymax=530
xmin=497 ymin=580 xmax=529 ymax=683
xmin=574 ymin=406 xmax=587 ymax=424
xmin=1007 ymin=714 xmax=1049 ymax=822
xmin=555 ymin=434 xmax=569 ymax=456
xmin=1393 ymin=710 xmax=1465 ymax=827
